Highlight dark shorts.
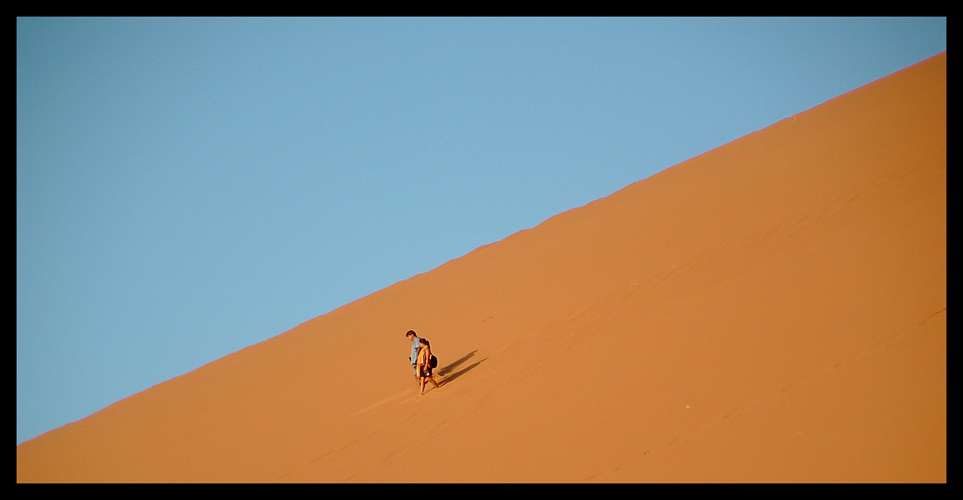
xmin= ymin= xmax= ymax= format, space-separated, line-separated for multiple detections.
xmin=420 ymin=365 xmax=433 ymax=377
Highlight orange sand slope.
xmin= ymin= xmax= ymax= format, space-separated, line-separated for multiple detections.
xmin=17 ymin=52 xmax=945 ymax=483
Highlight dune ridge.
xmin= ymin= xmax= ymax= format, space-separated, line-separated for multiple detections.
xmin=17 ymin=52 xmax=945 ymax=483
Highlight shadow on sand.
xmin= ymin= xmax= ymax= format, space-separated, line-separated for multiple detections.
xmin=437 ymin=350 xmax=485 ymax=387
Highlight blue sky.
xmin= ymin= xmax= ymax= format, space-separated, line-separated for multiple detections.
xmin=17 ymin=17 xmax=946 ymax=445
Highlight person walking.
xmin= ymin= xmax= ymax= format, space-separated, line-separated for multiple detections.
xmin=417 ymin=337 xmax=440 ymax=395
xmin=406 ymin=330 xmax=421 ymax=382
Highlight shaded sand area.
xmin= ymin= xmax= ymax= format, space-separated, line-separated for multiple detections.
xmin=17 ymin=53 xmax=945 ymax=483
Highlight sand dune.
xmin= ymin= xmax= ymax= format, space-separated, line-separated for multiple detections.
xmin=17 ymin=52 xmax=945 ymax=483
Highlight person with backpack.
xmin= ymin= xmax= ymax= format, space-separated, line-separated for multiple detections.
xmin=416 ymin=337 xmax=440 ymax=395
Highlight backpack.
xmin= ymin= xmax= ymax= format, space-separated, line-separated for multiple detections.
xmin=429 ymin=355 xmax=438 ymax=368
